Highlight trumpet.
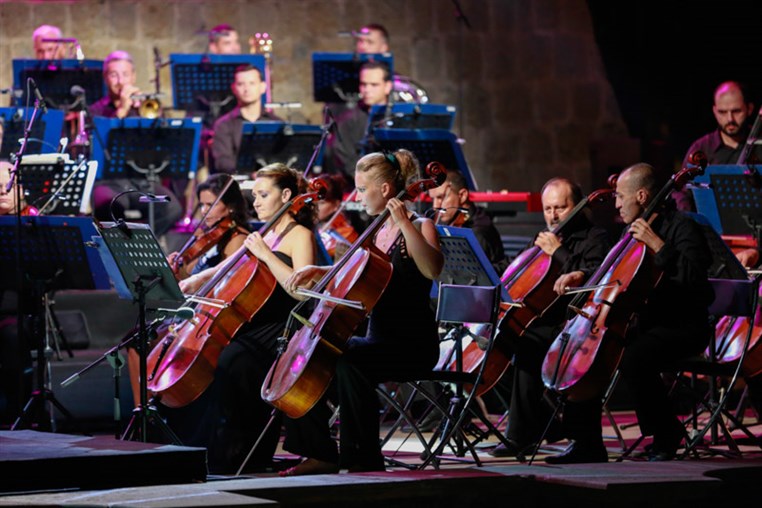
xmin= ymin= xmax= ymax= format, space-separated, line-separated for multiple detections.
xmin=130 ymin=92 xmax=164 ymax=119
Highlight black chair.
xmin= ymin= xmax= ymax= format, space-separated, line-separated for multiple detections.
xmin=377 ymin=283 xmax=514 ymax=469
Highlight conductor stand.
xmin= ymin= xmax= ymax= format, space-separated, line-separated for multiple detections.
xmin=94 ymin=221 xmax=184 ymax=444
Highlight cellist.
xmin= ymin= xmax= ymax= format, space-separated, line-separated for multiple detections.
xmin=546 ymin=163 xmax=714 ymax=464
xmin=490 ymin=177 xmax=612 ymax=458
xmin=172 ymin=163 xmax=317 ymax=474
xmin=279 ymin=149 xmax=444 ymax=475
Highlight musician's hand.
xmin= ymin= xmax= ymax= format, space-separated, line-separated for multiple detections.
xmin=244 ymin=232 xmax=270 ymax=260
xmin=535 ymin=231 xmax=562 ymax=256
xmin=179 ymin=274 xmax=200 ymax=294
xmin=736 ymin=248 xmax=759 ymax=269
xmin=387 ymin=198 xmax=409 ymax=226
xmin=630 ymin=218 xmax=664 ymax=253
xmin=285 ymin=265 xmax=327 ymax=293
xmin=554 ymin=271 xmax=585 ymax=295
xmin=116 ymin=84 xmax=140 ymax=118
xmin=167 ymin=251 xmax=180 ymax=266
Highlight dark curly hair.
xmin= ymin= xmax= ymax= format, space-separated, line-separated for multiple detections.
xmin=196 ymin=173 xmax=250 ymax=228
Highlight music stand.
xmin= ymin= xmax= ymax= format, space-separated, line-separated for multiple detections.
xmin=312 ymin=52 xmax=394 ymax=103
xmin=236 ymin=122 xmax=324 ymax=174
xmin=372 ymin=128 xmax=478 ymax=191
xmin=12 ymin=59 xmax=105 ymax=110
xmin=433 ymin=225 xmax=509 ymax=301
xmin=691 ymin=164 xmax=762 ymax=236
xmin=367 ymin=103 xmax=457 ymax=131
xmin=169 ymin=54 xmax=266 ymax=120
xmin=0 ymin=107 xmax=65 ymax=160
xmin=17 ymin=153 xmax=98 ymax=215
xmin=0 ymin=216 xmax=110 ymax=431
xmin=93 ymin=221 xmax=183 ymax=443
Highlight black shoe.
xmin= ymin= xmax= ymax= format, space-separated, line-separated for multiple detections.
xmin=544 ymin=441 xmax=608 ymax=464
xmin=489 ymin=441 xmax=532 ymax=458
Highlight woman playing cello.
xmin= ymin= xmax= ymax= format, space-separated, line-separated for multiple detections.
xmin=545 ymin=162 xmax=713 ymax=463
xmin=174 ymin=163 xmax=317 ymax=473
xmin=278 ymin=149 xmax=444 ymax=475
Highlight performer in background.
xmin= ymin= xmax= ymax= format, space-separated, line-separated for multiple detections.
xmin=208 ymin=24 xmax=242 ymax=55
xmin=546 ymin=163 xmax=713 ymax=464
xmin=316 ymin=174 xmax=358 ymax=260
xmin=428 ymin=168 xmax=507 ymax=274
xmin=490 ymin=177 xmax=611 ymax=458
xmin=175 ymin=163 xmax=317 ymax=474
xmin=675 ymin=81 xmax=761 ymax=213
xmin=211 ymin=64 xmax=282 ymax=174
xmin=279 ymin=149 xmax=444 ymax=475
xmin=32 ymin=24 xmax=65 ymax=60
xmin=89 ymin=51 xmax=183 ymax=237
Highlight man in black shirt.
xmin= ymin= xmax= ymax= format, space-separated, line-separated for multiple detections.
xmin=546 ymin=163 xmax=714 ymax=464
xmin=490 ymin=177 xmax=612 ymax=458
xmin=428 ymin=168 xmax=507 ymax=274
xmin=211 ymin=64 xmax=281 ymax=174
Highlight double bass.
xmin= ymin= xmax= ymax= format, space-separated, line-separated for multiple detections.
xmin=262 ymin=162 xmax=446 ymax=418
xmin=541 ymin=153 xmax=708 ymax=402
xmin=146 ymin=179 xmax=328 ymax=408
xmin=451 ymin=186 xmax=616 ymax=396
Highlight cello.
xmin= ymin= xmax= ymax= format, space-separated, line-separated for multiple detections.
xmin=145 ymin=178 xmax=328 ymax=408
xmin=451 ymin=185 xmax=616 ymax=396
xmin=541 ymin=152 xmax=708 ymax=402
xmin=261 ymin=162 xmax=446 ymax=418
xmin=711 ymin=284 xmax=762 ymax=377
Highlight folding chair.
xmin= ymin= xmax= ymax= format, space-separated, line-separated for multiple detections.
xmin=377 ymin=284 xmax=514 ymax=469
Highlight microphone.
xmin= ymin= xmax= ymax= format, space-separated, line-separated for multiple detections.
xmin=29 ymin=79 xmax=48 ymax=114
xmin=138 ymin=193 xmax=171 ymax=203
xmin=155 ymin=307 xmax=195 ymax=320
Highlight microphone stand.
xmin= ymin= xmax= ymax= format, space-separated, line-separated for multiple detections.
xmin=303 ymin=106 xmax=336 ymax=178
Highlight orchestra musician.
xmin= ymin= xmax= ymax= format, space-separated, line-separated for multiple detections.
xmin=88 ymin=52 xmax=183 ymax=237
xmin=211 ymin=64 xmax=282 ymax=174
xmin=278 ymin=149 xmax=444 ymax=475
xmin=490 ymin=177 xmax=612 ymax=458
xmin=316 ymin=174 xmax=359 ymax=260
xmin=32 ymin=24 xmax=65 ymax=60
xmin=427 ymin=167 xmax=507 ymax=273
xmin=546 ymin=163 xmax=714 ymax=464
xmin=175 ymin=163 xmax=317 ymax=474
xmin=207 ymin=23 xmax=242 ymax=55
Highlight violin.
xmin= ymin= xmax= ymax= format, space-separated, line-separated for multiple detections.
xmin=319 ymin=189 xmax=359 ymax=259
xmin=171 ymin=217 xmax=246 ymax=277
xmin=541 ymin=152 xmax=708 ymax=402
xmin=451 ymin=186 xmax=615 ymax=396
xmin=262 ymin=162 xmax=447 ymax=418
xmin=146 ymin=177 xmax=329 ymax=408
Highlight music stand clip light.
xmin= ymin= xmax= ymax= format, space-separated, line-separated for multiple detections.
xmin=90 ymin=117 xmax=202 ymax=180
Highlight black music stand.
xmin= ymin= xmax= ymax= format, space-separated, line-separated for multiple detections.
xmin=169 ymin=54 xmax=266 ymax=122
xmin=94 ymin=221 xmax=183 ymax=443
xmin=367 ymin=103 xmax=457 ymax=132
xmin=12 ymin=59 xmax=105 ymax=110
xmin=18 ymin=154 xmax=98 ymax=215
xmin=0 ymin=107 xmax=65 ymax=160
xmin=236 ymin=122 xmax=324 ymax=174
xmin=433 ymin=225 xmax=508 ymax=301
xmin=0 ymin=216 xmax=110 ymax=432
xmin=691 ymin=164 xmax=762 ymax=236
xmin=312 ymin=52 xmax=394 ymax=104
xmin=372 ymin=128 xmax=477 ymax=190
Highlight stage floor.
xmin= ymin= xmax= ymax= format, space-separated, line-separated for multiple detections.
xmin=1 ymin=411 xmax=761 ymax=507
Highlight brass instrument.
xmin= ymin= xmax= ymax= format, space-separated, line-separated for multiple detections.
xmin=249 ymin=32 xmax=273 ymax=103
xmin=131 ymin=93 xmax=163 ymax=119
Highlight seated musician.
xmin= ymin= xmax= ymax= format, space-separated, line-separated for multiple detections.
xmin=32 ymin=24 xmax=65 ymax=60
xmin=279 ymin=149 xmax=444 ymax=475
xmin=547 ymin=163 xmax=714 ymax=463
xmin=0 ymin=162 xmax=33 ymax=427
xmin=211 ymin=64 xmax=282 ymax=174
xmin=207 ymin=23 xmax=242 ymax=54
xmin=316 ymin=174 xmax=358 ymax=260
xmin=89 ymin=51 xmax=183 ymax=237
xmin=174 ymin=163 xmax=316 ymax=473
xmin=490 ymin=177 xmax=611 ymax=458
xmin=428 ymin=168 xmax=507 ymax=274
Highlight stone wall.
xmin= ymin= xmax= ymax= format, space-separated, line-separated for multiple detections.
xmin=0 ymin=0 xmax=628 ymax=193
